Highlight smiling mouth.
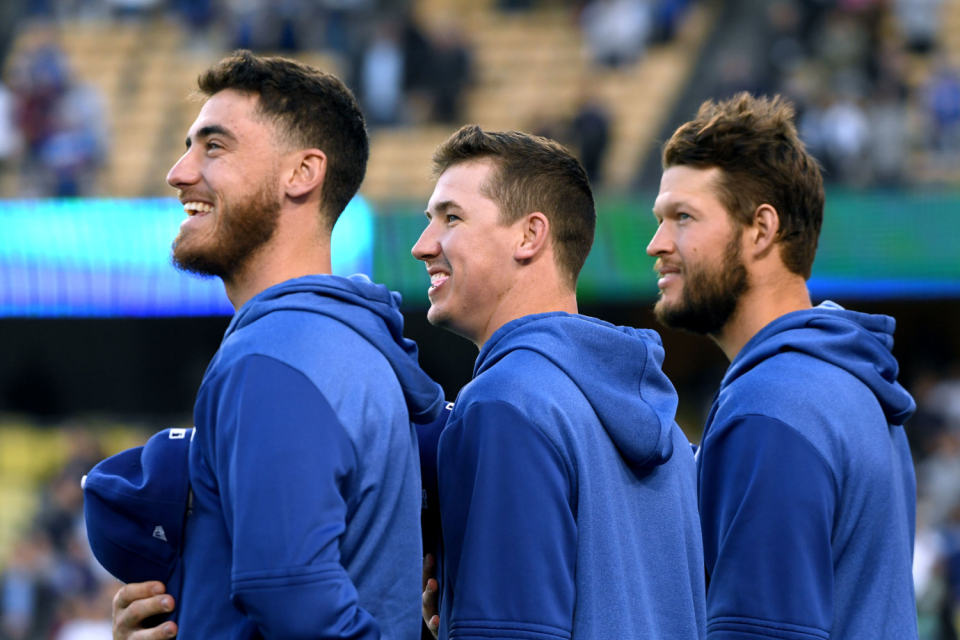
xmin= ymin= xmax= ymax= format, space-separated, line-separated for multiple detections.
xmin=657 ymin=270 xmax=681 ymax=289
xmin=183 ymin=201 xmax=214 ymax=216
xmin=429 ymin=272 xmax=450 ymax=290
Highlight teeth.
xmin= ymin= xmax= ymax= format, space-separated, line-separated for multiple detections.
xmin=430 ymin=272 xmax=449 ymax=284
xmin=183 ymin=202 xmax=214 ymax=215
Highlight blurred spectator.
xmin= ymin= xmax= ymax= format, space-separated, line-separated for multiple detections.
xmin=0 ymin=535 xmax=58 ymax=640
xmin=927 ymin=365 xmax=960 ymax=430
xmin=227 ymin=0 xmax=279 ymax=51
xmin=570 ymin=96 xmax=611 ymax=184
xmin=498 ymin=0 xmax=537 ymax=12
xmin=428 ymin=22 xmax=471 ymax=124
xmin=580 ymin=0 xmax=652 ymax=68
xmin=5 ymin=26 xmax=106 ymax=197
xmin=896 ymin=0 xmax=942 ymax=55
xmin=819 ymin=96 xmax=870 ymax=183
xmin=650 ymin=0 xmax=692 ymax=43
xmin=0 ymin=81 xmax=19 ymax=181
xmin=317 ymin=0 xmax=373 ymax=54
xmin=762 ymin=0 xmax=806 ymax=89
xmin=359 ymin=22 xmax=405 ymax=126
xmin=918 ymin=430 xmax=960 ymax=529
xmin=52 ymin=579 xmax=118 ymax=640
xmin=714 ymin=50 xmax=764 ymax=100
xmin=105 ymin=0 xmax=161 ymax=21
xmin=867 ymin=83 xmax=910 ymax=185
xmin=174 ymin=0 xmax=215 ymax=37
xmin=9 ymin=28 xmax=70 ymax=195
xmin=39 ymin=78 xmax=107 ymax=197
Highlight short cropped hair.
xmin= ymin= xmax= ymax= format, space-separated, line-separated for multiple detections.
xmin=432 ymin=125 xmax=596 ymax=288
xmin=662 ymin=93 xmax=824 ymax=279
xmin=198 ymin=50 xmax=368 ymax=225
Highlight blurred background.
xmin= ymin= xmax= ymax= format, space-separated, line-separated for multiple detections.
xmin=0 ymin=0 xmax=959 ymax=637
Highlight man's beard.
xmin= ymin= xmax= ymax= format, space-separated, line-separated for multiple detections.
xmin=653 ymin=231 xmax=749 ymax=336
xmin=172 ymin=182 xmax=280 ymax=281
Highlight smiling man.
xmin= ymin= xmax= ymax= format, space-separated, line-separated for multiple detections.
xmin=413 ymin=125 xmax=706 ymax=640
xmin=647 ymin=93 xmax=918 ymax=640
xmin=98 ymin=51 xmax=445 ymax=640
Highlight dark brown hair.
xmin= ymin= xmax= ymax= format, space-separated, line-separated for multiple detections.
xmin=662 ymin=93 xmax=824 ymax=279
xmin=432 ymin=125 xmax=596 ymax=288
xmin=198 ymin=50 xmax=368 ymax=225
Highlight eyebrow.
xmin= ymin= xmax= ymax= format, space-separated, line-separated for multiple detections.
xmin=185 ymin=124 xmax=237 ymax=149
xmin=653 ymin=197 xmax=696 ymax=217
xmin=424 ymin=200 xmax=461 ymax=219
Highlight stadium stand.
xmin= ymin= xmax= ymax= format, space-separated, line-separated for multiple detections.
xmin=2 ymin=0 xmax=712 ymax=200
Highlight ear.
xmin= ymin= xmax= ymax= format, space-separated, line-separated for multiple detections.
xmin=284 ymin=149 xmax=327 ymax=199
xmin=750 ymin=203 xmax=780 ymax=260
xmin=514 ymin=212 xmax=550 ymax=262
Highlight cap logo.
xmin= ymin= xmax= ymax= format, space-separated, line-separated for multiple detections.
xmin=169 ymin=429 xmax=187 ymax=440
xmin=153 ymin=526 xmax=168 ymax=542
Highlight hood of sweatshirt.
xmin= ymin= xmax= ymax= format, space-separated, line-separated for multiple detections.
xmin=475 ymin=312 xmax=678 ymax=467
xmin=224 ymin=274 xmax=445 ymax=423
xmin=723 ymin=301 xmax=915 ymax=426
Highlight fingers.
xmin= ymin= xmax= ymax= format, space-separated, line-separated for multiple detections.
xmin=127 ymin=622 xmax=178 ymax=640
xmin=114 ymin=582 xmax=166 ymax=611
xmin=113 ymin=582 xmax=177 ymax=640
xmin=422 ymin=575 xmax=439 ymax=639
xmin=422 ymin=554 xmax=434 ymax=592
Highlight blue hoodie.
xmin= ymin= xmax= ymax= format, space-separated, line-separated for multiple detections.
xmin=436 ymin=312 xmax=706 ymax=640
xmin=179 ymin=274 xmax=445 ymax=640
xmin=698 ymin=302 xmax=917 ymax=640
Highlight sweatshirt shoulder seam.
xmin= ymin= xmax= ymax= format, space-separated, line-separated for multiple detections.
xmin=457 ymin=398 xmax=573 ymax=488
xmin=710 ymin=412 xmax=839 ymax=498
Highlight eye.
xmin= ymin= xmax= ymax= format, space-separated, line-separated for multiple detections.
xmin=678 ymin=212 xmax=692 ymax=221
xmin=206 ymin=141 xmax=223 ymax=152
xmin=445 ymin=214 xmax=460 ymax=223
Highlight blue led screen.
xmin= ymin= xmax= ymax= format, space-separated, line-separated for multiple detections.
xmin=0 ymin=197 xmax=374 ymax=317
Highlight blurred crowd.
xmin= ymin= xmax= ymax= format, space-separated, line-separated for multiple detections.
xmin=0 ymin=0 xmax=702 ymax=196
xmin=0 ymin=428 xmax=122 ymax=640
xmin=910 ymin=365 xmax=960 ymax=640
xmin=4 ymin=0 xmax=960 ymax=193
xmin=17 ymin=0 xmax=478 ymax=130
xmin=711 ymin=0 xmax=960 ymax=186
xmin=0 ymin=26 xmax=107 ymax=198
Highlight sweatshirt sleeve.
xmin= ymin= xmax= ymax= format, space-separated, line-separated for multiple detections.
xmin=438 ymin=400 xmax=576 ymax=640
xmin=699 ymin=414 xmax=836 ymax=640
xmin=211 ymin=354 xmax=380 ymax=640
xmin=416 ymin=403 xmax=451 ymax=558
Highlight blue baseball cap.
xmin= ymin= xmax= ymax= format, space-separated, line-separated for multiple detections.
xmin=83 ymin=428 xmax=193 ymax=586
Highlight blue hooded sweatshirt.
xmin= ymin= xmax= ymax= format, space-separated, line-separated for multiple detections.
xmin=698 ymin=302 xmax=917 ymax=640
xmin=436 ymin=312 xmax=706 ymax=640
xmin=179 ymin=274 xmax=445 ymax=640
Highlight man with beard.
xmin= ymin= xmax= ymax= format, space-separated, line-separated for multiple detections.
xmin=646 ymin=93 xmax=918 ymax=639
xmin=99 ymin=51 xmax=445 ymax=640
xmin=413 ymin=125 xmax=706 ymax=640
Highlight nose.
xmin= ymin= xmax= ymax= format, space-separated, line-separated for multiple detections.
xmin=646 ymin=222 xmax=673 ymax=258
xmin=412 ymin=221 xmax=440 ymax=262
xmin=167 ymin=147 xmax=200 ymax=190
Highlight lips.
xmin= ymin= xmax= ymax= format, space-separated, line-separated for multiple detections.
xmin=656 ymin=263 xmax=681 ymax=290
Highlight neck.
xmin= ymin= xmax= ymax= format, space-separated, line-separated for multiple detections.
xmin=224 ymin=222 xmax=332 ymax=311
xmin=474 ymin=277 xmax=578 ymax=349
xmin=713 ymin=271 xmax=811 ymax=361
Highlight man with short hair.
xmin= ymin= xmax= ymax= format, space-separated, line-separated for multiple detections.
xmin=647 ymin=93 xmax=917 ymax=639
xmin=103 ymin=51 xmax=445 ymax=640
xmin=414 ymin=125 xmax=706 ymax=640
